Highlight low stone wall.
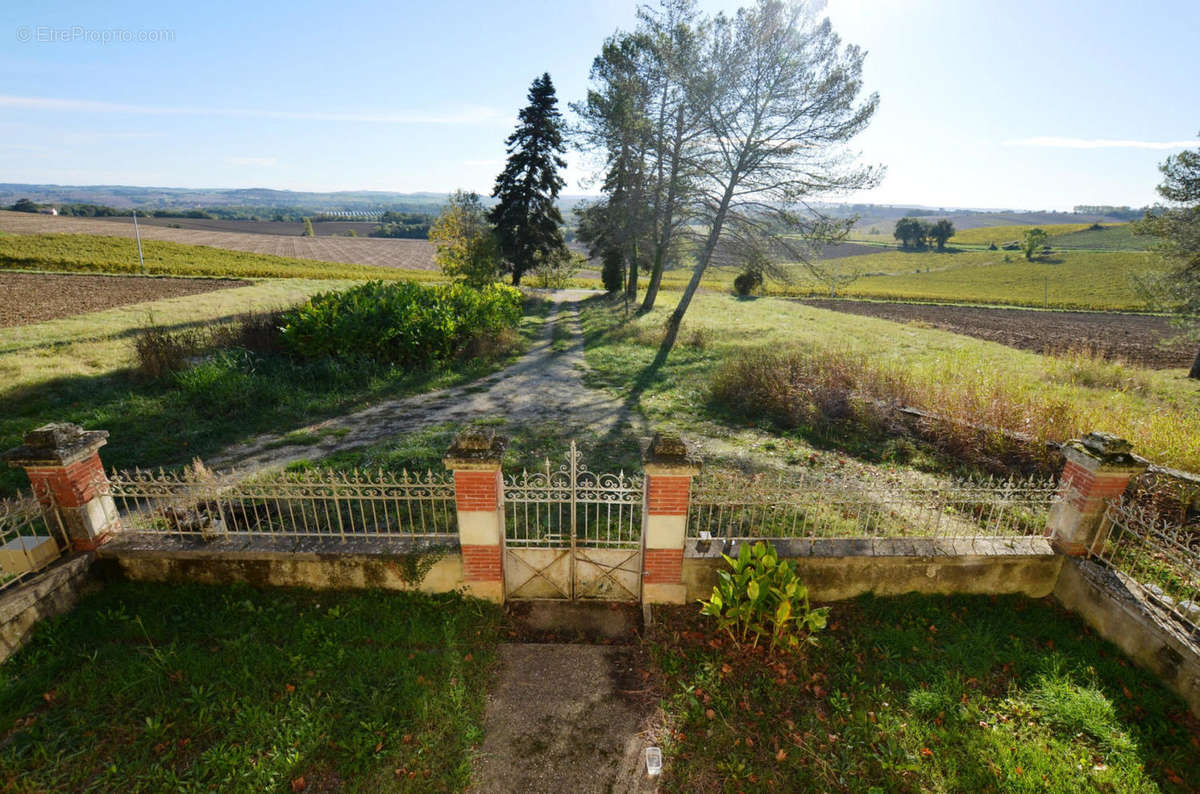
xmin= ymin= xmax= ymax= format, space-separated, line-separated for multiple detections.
xmin=1054 ymin=557 xmax=1200 ymax=716
xmin=0 ymin=553 xmax=97 ymax=662
xmin=683 ymin=537 xmax=1064 ymax=603
xmin=96 ymin=536 xmax=477 ymax=597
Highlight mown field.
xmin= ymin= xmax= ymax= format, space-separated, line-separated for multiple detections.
xmin=0 ymin=233 xmax=437 ymax=281
xmin=668 ymin=248 xmax=1166 ymax=311
xmin=0 ymin=211 xmax=436 ymax=270
xmin=579 ymin=291 xmax=1200 ymax=474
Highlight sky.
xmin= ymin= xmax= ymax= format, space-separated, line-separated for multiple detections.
xmin=1 ymin=0 xmax=1197 ymax=210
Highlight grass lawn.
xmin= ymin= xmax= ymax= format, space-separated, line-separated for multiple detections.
xmin=578 ymin=292 xmax=1200 ymax=475
xmin=0 ymin=234 xmax=439 ymax=282
xmin=651 ymin=248 xmax=1163 ymax=311
xmin=0 ymin=285 xmax=551 ymax=497
xmin=651 ymin=593 xmax=1200 ymax=792
xmin=0 ymin=582 xmax=502 ymax=792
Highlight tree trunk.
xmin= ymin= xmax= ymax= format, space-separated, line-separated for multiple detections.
xmin=654 ymin=182 xmax=736 ymax=365
xmin=640 ymin=104 xmax=687 ymax=315
xmin=1190 ymin=344 xmax=1200 ymax=380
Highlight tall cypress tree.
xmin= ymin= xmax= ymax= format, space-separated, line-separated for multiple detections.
xmin=490 ymin=73 xmax=568 ymax=285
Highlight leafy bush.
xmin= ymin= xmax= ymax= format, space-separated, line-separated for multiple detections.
xmin=279 ymin=281 xmax=522 ymax=367
xmin=133 ymin=310 xmax=285 ymax=379
xmin=699 ymin=541 xmax=829 ymax=653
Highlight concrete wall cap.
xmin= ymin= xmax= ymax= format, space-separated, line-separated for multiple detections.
xmin=3 ymin=423 xmax=108 ymax=468
xmin=641 ymin=432 xmax=703 ymax=471
xmin=443 ymin=429 xmax=507 ymax=469
xmin=1063 ymin=439 xmax=1148 ymax=473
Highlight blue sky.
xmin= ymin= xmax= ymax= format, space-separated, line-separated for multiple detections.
xmin=1 ymin=0 xmax=1197 ymax=210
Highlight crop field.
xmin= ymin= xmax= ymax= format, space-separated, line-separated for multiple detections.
xmin=723 ymin=248 xmax=1166 ymax=311
xmin=802 ymin=299 xmax=1196 ymax=369
xmin=0 ymin=272 xmax=252 ymax=328
xmin=1048 ymin=223 xmax=1146 ymax=250
xmin=0 ymin=211 xmax=435 ymax=270
xmin=92 ymin=215 xmax=382 ymax=237
xmin=948 ymin=223 xmax=1103 ymax=245
xmin=0 ymin=233 xmax=440 ymax=282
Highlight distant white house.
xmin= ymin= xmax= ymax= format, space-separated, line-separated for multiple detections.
xmin=37 ymin=207 xmax=58 ymax=216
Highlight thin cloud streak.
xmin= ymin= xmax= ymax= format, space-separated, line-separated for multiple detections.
xmin=1004 ymin=136 xmax=1196 ymax=150
xmin=0 ymin=95 xmax=502 ymax=125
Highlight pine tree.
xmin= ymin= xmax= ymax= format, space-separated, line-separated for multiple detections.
xmin=490 ymin=73 xmax=568 ymax=285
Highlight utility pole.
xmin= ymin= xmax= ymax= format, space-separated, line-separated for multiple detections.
xmin=132 ymin=210 xmax=146 ymax=274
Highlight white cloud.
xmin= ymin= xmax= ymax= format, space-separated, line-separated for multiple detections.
xmin=1003 ymin=136 xmax=1196 ymax=151
xmin=0 ymin=95 xmax=502 ymax=125
xmin=227 ymin=156 xmax=278 ymax=167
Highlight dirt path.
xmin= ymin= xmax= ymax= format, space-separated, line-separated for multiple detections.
xmin=469 ymin=644 xmax=657 ymax=793
xmin=207 ymin=290 xmax=648 ymax=472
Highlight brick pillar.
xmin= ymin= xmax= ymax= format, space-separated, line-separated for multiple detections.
xmin=642 ymin=432 xmax=701 ymax=605
xmin=1047 ymin=432 xmax=1148 ymax=556
xmin=2 ymin=423 xmax=120 ymax=551
xmin=444 ymin=428 xmax=506 ymax=602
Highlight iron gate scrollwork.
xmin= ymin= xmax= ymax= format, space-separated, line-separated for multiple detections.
xmin=502 ymin=441 xmax=643 ymax=601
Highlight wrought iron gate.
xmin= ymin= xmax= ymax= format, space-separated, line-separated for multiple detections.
xmin=502 ymin=442 xmax=643 ymax=601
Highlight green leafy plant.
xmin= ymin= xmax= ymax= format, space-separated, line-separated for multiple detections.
xmin=699 ymin=540 xmax=829 ymax=652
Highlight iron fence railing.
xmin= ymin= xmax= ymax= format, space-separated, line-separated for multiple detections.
xmin=689 ymin=472 xmax=1061 ymax=542
xmin=0 ymin=488 xmax=69 ymax=591
xmin=1090 ymin=498 xmax=1200 ymax=631
xmin=503 ymin=442 xmax=643 ymax=549
xmin=106 ymin=466 xmax=457 ymax=541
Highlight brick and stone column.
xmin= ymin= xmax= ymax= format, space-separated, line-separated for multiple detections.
xmin=444 ymin=428 xmax=506 ymax=602
xmin=2 ymin=423 xmax=120 ymax=551
xmin=642 ymin=433 xmax=701 ymax=605
xmin=1047 ymin=432 xmax=1148 ymax=556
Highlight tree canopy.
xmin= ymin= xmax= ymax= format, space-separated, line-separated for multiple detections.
xmin=1134 ymin=137 xmax=1200 ymax=378
xmin=490 ymin=73 xmax=569 ymax=286
xmin=429 ymin=190 xmax=501 ymax=288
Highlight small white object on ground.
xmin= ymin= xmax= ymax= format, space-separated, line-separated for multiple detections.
xmin=645 ymin=747 xmax=663 ymax=776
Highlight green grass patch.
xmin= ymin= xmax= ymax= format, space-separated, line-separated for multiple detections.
xmin=578 ymin=292 xmax=1200 ymax=475
xmin=0 ymin=295 xmax=551 ymax=497
xmin=0 ymin=233 xmax=439 ymax=281
xmin=0 ymin=581 xmax=502 ymax=792
xmin=652 ymin=593 xmax=1200 ymax=792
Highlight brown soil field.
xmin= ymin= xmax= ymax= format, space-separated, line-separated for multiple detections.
xmin=0 ymin=211 xmax=436 ymax=270
xmin=803 ymin=299 xmax=1197 ymax=369
xmin=91 ymin=216 xmax=383 ymax=237
xmin=0 ymin=272 xmax=250 ymax=327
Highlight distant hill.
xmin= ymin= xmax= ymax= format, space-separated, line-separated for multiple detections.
xmin=0 ymin=183 xmax=597 ymax=218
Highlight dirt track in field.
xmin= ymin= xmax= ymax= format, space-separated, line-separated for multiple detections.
xmin=0 ymin=272 xmax=250 ymax=327
xmin=803 ymin=299 xmax=1196 ymax=369
xmin=0 ymin=211 xmax=436 ymax=270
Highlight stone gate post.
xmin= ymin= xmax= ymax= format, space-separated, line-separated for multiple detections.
xmin=642 ymin=432 xmax=701 ymax=604
xmin=1047 ymin=432 xmax=1148 ymax=556
xmin=2 ymin=423 xmax=120 ymax=550
xmin=444 ymin=428 xmax=506 ymax=602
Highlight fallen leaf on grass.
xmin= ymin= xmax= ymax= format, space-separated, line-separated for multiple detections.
xmin=290 ymin=777 xmax=306 ymax=792
xmin=705 ymin=709 xmax=715 ymax=720
xmin=776 ymin=749 xmax=787 ymax=762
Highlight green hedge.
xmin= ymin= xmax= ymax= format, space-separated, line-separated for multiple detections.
xmin=279 ymin=280 xmax=522 ymax=366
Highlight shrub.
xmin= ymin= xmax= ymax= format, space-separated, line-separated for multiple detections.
xmin=133 ymin=310 xmax=285 ymax=379
xmin=699 ymin=541 xmax=829 ymax=653
xmin=733 ymin=269 xmax=764 ymax=296
xmin=278 ymin=281 xmax=522 ymax=367
xmin=529 ymin=249 xmax=582 ymax=290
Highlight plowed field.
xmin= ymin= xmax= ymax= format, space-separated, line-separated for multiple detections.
xmin=803 ymin=299 xmax=1195 ymax=369
xmin=0 ymin=211 xmax=435 ymax=270
xmin=0 ymin=272 xmax=250 ymax=327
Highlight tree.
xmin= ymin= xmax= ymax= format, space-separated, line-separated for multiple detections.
xmin=574 ymin=0 xmax=706 ymax=313
xmin=893 ymin=217 xmax=923 ymax=249
xmin=10 ymin=198 xmax=38 ymax=213
xmin=929 ymin=219 xmax=955 ymax=251
xmin=429 ymin=190 xmax=501 ymax=288
xmin=302 ymin=217 xmax=315 ymax=237
xmin=1134 ymin=136 xmax=1200 ymax=379
xmin=490 ymin=73 xmax=569 ymax=285
xmin=1022 ymin=228 xmax=1048 ymax=260
xmin=575 ymin=200 xmax=626 ymax=293
xmin=655 ymin=0 xmax=880 ymax=360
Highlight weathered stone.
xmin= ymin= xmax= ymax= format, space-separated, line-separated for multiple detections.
xmin=443 ymin=427 xmax=507 ymax=469
xmin=2 ymin=423 xmax=109 ymax=467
